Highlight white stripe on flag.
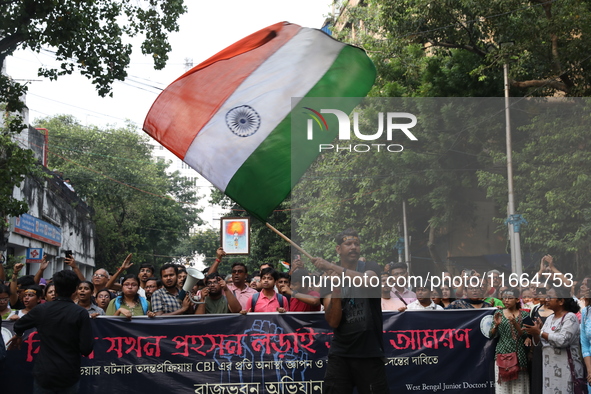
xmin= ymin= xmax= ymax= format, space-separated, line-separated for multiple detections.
xmin=183 ymin=28 xmax=345 ymax=191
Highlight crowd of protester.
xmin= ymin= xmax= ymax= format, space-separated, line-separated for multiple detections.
xmin=1 ymin=248 xmax=591 ymax=394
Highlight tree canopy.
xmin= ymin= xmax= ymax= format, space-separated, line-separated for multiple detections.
xmin=0 ymin=0 xmax=186 ymax=96
xmin=1 ymin=0 xmax=186 ymax=244
xmin=286 ymin=1 xmax=591 ymax=276
xmin=340 ymin=0 xmax=591 ymax=96
xmin=38 ymin=115 xmax=200 ymax=273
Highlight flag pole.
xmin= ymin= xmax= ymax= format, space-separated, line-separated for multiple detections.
xmin=265 ymin=222 xmax=314 ymax=260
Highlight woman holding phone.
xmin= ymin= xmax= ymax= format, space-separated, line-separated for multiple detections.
xmin=525 ymin=286 xmax=584 ymax=394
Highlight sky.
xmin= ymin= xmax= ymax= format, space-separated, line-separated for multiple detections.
xmin=5 ymin=1 xmax=334 ymax=130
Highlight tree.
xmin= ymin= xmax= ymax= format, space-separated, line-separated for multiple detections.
xmin=357 ymin=0 xmax=591 ymax=96
xmin=0 ymin=0 xmax=186 ymax=248
xmin=0 ymin=0 xmax=186 ymax=96
xmin=291 ymin=0 xmax=591 ymax=276
xmin=478 ymin=99 xmax=591 ymax=276
xmin=174 ymin=228 xmax=221 ymax=268
xmin=38 ymin=115 xmax=200 ymax=273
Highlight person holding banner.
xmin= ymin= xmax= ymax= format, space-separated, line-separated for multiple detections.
xmin=489 ymin=288 xmax=530 ymax=393
xmin=312 ymin=228 xmax=388 ymax=394
xmin=76 ymin=281 xmax=105 ymax=318
xmin=151 ymin=264 xmax=191 ymax=316
xmin=195 ymin=273 xmax=241 ymax=314
xmin=106 ymin=274 xmax=155 ymax=319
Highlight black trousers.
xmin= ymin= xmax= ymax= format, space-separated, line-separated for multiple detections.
xmin=323 ymin=354 xmax=390 ymax=394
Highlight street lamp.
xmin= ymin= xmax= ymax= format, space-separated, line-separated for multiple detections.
xmin=501 ymin=41 xmax=523 ymax=276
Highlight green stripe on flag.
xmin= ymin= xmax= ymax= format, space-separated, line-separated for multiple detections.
xmin=225 ymin=45 xmax=376 ymax=221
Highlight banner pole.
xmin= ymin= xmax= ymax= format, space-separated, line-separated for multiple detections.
xmin=265 ymin=222 xmax=314 ymax=260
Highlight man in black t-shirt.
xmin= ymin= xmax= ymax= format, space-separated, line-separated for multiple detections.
xmin=7 ymin=269 xmax=93 ymax=393
xmin=312 ymin=228 xmax=389 ymax=394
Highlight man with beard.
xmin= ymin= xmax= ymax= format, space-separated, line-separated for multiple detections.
xmin=195 ymin=273 xmax=241 ymax=314
xmin=151 ymin=263 xmax=191 ymax=315
xmin=311 ymin=228 xmax=389 ymax=394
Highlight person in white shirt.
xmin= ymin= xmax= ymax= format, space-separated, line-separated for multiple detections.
xmin=405 ymin=281 xmax=443 ymax=310
xmin=389 ymin=262 xmax=417 ymax=310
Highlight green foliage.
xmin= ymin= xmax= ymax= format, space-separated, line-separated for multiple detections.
xmin=0 ymin=1 xmax=186 ymax=240
xmin=478 ymin=99 xmax=591 ymax=275
xmin=38 ymin=115 xmax=200 ymax=273
xmin=366 ymin=0 xmax=591 ymax=96
xmin=289 ymin=0 xmax=591 ymax=277
xmin=292 ymin=99 xmax=504 ymax=270
xmin=0 ymin=0 xmax=186 ymax=97
xmin=174 ymin=228 xmax=221 ymax=267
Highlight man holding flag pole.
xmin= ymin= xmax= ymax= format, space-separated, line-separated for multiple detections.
xmin=311 ymin=228 xmax=388 ymax=394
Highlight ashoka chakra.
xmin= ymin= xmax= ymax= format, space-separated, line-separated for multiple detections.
xmin=225 ymin=105 xmax=261 ymax=137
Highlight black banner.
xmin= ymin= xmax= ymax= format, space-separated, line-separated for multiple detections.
xmin=1 ymin=309 xmax=496 ymax=393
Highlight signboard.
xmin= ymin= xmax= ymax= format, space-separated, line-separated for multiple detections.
xmin=1 ymin=309 xmax=496 ymax=393
xmin=12 ymin=213 xmax=61 ymax=246
xmin=25 ymin=248 xmax=44 ymax=263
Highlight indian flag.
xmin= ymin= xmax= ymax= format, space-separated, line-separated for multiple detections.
xmin=144 ymin=22 xmax=376 ymax=221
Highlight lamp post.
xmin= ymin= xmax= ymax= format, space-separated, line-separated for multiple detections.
xmin=502 ymin=47 xmax=523 ymax=276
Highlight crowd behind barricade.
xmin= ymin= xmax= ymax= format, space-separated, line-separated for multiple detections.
xmin=1 ymin=240 xmax=591 ymax=394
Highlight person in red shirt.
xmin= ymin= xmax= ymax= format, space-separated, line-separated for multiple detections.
xmin=241 ymin=268 xmax=288 ymax=313
xmin=279 ymin=269 xmax=321 ymax=312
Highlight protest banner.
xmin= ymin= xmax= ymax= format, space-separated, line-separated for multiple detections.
xmin=1 ymin=309 xmax=495 ymax=393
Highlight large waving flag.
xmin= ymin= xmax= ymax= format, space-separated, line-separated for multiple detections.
xmin=144 ymin=22 xmax=375 ymax=221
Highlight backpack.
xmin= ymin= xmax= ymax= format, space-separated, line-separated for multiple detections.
xmin=114 ymin=296 xmax=149 ymax=314
xmin=250 ymin=292 xmax=285 ymax=311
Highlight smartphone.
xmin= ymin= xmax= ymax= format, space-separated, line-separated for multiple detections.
xmin=64 ymin=250 xmax=73 ymax=258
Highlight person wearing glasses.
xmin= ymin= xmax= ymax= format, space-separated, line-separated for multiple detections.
xmin=225 ymin=262 xmax=258 ymax=310
xmin=144 ymin=277 xmax=160 ymax=302
xmin=204 ymin=247 xmax=258 ymax=311
xmin=91 ymin=268 xmax=111 ymax=297
xmin=0 ymin=283 xmax=12 ymax=320
xmin=95 ymin=288 xmax=113 ymax=312
xmin=525 ymin=286 xmax=584 ymax=394
xmin=105 ymin=274 xmax=155 ymax=319
xmin=7 ymin=285 xmax=43 ymax=321
xmin=195 ymin=273 xmax=241 ymax=314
